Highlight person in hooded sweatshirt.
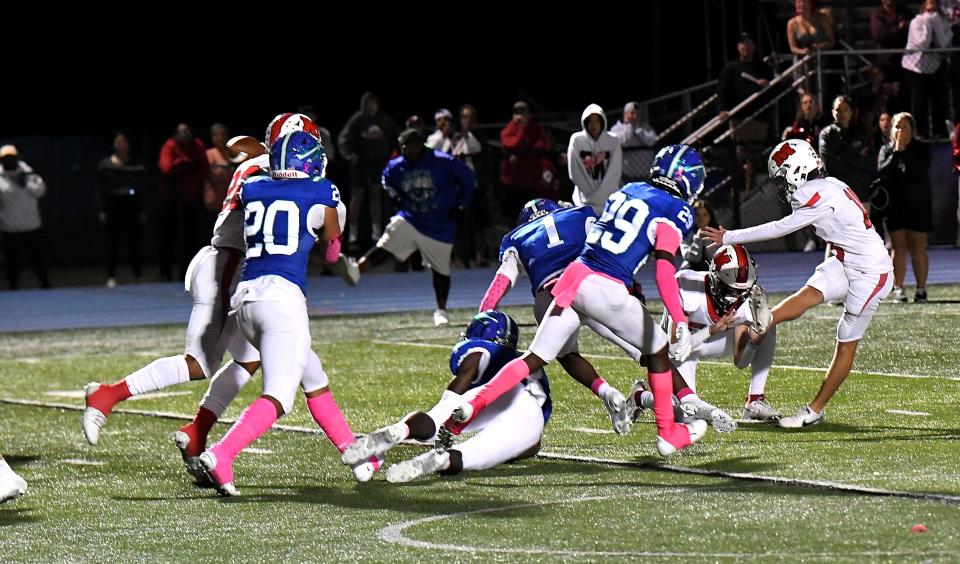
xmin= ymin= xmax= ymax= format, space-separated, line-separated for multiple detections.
xmin=567 ymin=104 xmax=622 ymax=213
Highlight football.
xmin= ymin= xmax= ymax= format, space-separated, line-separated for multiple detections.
xmin=226 ymin=135 xmax=267 ymax=163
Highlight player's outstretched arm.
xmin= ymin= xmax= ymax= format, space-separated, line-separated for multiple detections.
xmin=653 ymin=222 xmax=692 ymax=361
xmin=479 ymin=252 xmax=519 ymax=312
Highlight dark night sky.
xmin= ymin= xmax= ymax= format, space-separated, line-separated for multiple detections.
xmin=7 ymin=3 xmax=775 ymax=140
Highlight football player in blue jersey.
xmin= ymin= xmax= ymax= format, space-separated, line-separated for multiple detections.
xmin=341 ymin=311 xmax=551 ymax=482
xmin=342 ymin=128 xmax=475 ymax=326
xmin=477 ymin=198 xmax=642 ymax=434
xmin=197 ymin=131 xmax=370 ymax=496
xmin=452 ymin=145 xmax=710 ymax=457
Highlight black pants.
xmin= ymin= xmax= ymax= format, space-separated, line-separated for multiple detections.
xmin=158 ymin=195 xmax=208 ymax=282
xmin=905 ymin=67 xmax=949 ymax=138
xmin=0 ymin=230 xmax=50 ymax=289
xmin=103 ymin=196 xmax=143 ymax=279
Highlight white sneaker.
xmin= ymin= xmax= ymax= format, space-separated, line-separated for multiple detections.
xmin=340 ymin=256 xmax=361 ymax=287
xmin=890 ymin=287 xmax=908 ymax=303
xmin=743 ymin=396 xmax=781 ymax=422
xmin=82 ymin=383 xmax=107 ymax=445
xmin=778 ymin=405 xmax=824 ymax=429
xmin=0 ymin=463 xmax=27 ymax=504
xmin=601 ymin=388 xmax=632 ymax=435
xmin=386 ymin=449 xmax=451 ymax=483
xmin=172 ymin=431 xmax=209 ymax=484
xmin=341 ymin=423 xmax=407 ymax=466
xmin=748 ymin=285 xmax=772 ymax=335
xmin=433 ymin=309 xmax=449 ymax=326
xmin=350 ymin=455 xmax=383 ymax=483
xmin=106 ymin=278 xmax=117 ymax=288
xmin=198 ymin=451 xmax=238 ymax=497
xmin=680 ymin=396 xmax=737 ymax=433
xmin=656 ymin=419 xmax=708 ymax=457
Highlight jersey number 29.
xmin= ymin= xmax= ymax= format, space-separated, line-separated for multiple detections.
xmin=586 ymin=192 xmax=650 ymax=254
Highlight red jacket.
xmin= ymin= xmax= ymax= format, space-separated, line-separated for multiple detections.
xmin=953 ymin=124 xmax=960 ymax=175
xmin=158 ymin=138 xmax=209 ymax=202
xmin=499 ymin=120 xmax=551 ymax=191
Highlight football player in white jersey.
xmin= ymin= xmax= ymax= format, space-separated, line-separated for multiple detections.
xmin=82 ymin=114 xmax=379 ymax=482
xmin=703 ymin=139 xmax=893 ymax=428
xmin=655 ymin=244 xmax=781 ymax=424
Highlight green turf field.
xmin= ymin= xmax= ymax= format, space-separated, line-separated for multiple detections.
xmin=1 ymin=286 xmax=959 ymax=561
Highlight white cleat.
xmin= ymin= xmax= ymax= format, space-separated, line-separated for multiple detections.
xmin=82 ymin=383 xmax=107 ymax=445
xmin=198 ymin=451 xmax=238 ymax=497
xmin=748 ymin=284 xmax=773 ymax=335
xmin=0 ymin=465 xmax=27 ymax=504
xmin=778 ymin=405 xmax=824 ymax=429
xmin=743 ymin=396 xmax=781 ymax=422
xmin=341 ymin=423 xmax=407 ymax=466
xmin=386 ymin=449 xmax=451 ymax=483
xmin=172 ymin=431 xmax=209 ymax=484
xmin=656 ymin=419 xmax=708 ymax=457
xmin=340 ymin=256 xmax=361 ymax=287
xmin=433 ymin=309 xmax=449 ymax=326
xmin=680 ymin=397 xmax=738 ymax=433
xmin=602 ymin=389 xmax=632 ymax=435
xmin=350 ymin=455 xmax=383 ymax=483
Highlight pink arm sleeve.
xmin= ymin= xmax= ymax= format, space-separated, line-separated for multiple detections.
xmin=654 ymin=222 xmax=688 ymax=324
xmin=324 ymin=236 xmax=342 ymax=264
xmin=479 ymin=274 xmax=512 ymax=312
xmin=479 ymin=252 xmax=519 ymax=312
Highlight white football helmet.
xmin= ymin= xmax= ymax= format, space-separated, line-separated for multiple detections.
xmin=708 ymin=244 xmax=757 ymax=307
xmin=767 ymin=139 xmax=823 ymax=203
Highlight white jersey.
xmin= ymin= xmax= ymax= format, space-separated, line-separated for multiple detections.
xmin=210 ymin=154 xmax=269 ymax=251
xmin=663 ymin=270 xmax=751 ymax=333
xmin=724 ymin=177 xmax=892 ymax=274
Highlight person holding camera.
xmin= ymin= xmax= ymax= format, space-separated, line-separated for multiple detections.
xmin=0 ymin=144 xmax=50 ymax=289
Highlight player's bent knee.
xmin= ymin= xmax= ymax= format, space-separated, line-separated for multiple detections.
xmin=237 ymin=360 xmax=260 ymax=375
xmin=184 ymin=355 xmax=207 ymax=380
xmin=646 ymin=346 xmax=672 ymax=373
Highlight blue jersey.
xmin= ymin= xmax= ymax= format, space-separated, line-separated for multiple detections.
xmin=240 ymin=175 xmax=341 ymax=292
xmin=499 ymin=206 xmax=598 ymax=295
xmin=382 ymin=149 xmax=475 ymax=243
xmin=449 ymin=338 xmax=552 ymax=423
xmin=579 ymin=182 xmax=695 ymax=286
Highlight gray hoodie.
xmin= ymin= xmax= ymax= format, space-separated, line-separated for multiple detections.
xmin=567 ymin=103 xmax=622 ymax=212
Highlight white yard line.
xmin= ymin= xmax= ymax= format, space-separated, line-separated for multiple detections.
xmin=378 ymin=485 xmax=956 ymax=558
xmin=372 ymin=339 xmax=958 ymax=381
xmin=3 ymin=396 xmax=958 ymax=507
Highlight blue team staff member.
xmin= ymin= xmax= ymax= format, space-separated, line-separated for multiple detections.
xmin=344 ymin=128 xmax=476 ymax=326
xmin=342 ymin=310 xmax=551 ymax=483
xmin=452 ymin=144 xmax=710 ymax=458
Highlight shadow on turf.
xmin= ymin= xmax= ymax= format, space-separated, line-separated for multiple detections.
xmin=0 ymin=507 xmax=40 ymax=526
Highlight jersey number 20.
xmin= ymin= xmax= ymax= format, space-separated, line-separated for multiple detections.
xmin=245 ymin=200 xmax=299 ymax=258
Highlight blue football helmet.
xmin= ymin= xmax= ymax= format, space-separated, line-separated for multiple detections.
xmin=649 ymin=144 xmax=705 ymax=203
xmin=462 ymin=310 xmax=519 ymax=349
xmin=270 ymin=130 xmax=327 ymax=180
xmin=517 ymin=198 xmax=562 ymax=225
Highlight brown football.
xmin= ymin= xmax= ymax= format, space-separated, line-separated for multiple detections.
xmin=226 ymin=135 xmax=267 ymax=163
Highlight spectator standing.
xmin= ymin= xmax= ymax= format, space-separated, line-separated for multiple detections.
xmin=0 ymin=145 xmax=50 ymax=289
xmin=567 ymin=103 xmax=622 ymax=213
xmin=609 ymin=101 xmax=657 ymax=184
xmin=97 ymin=132 xmax=146 ymax=287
